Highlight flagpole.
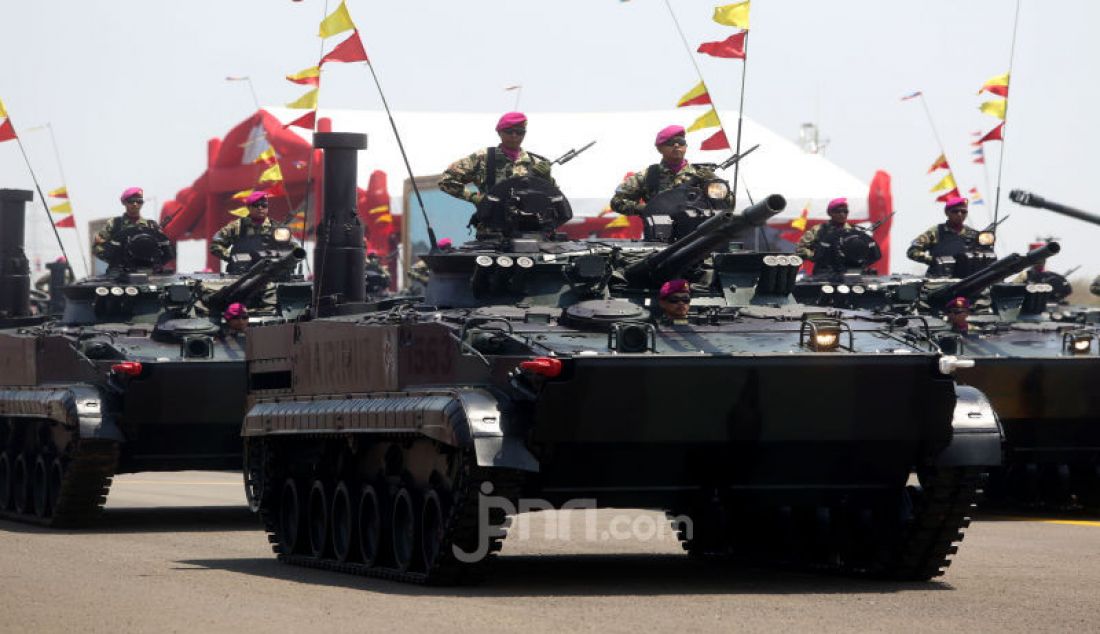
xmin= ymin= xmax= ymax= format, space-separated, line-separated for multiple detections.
xmin=730 ymin=32 xmax=750 ymax=206
xmin=11 ymin=132 xmax=75 ymax=280
xmin=43 ymin=123 xmax=90 ymax=277
xmin=991 ymin=0 xmax=1022 ymax=234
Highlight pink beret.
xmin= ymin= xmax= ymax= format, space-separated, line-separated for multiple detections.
xmin=496 ymin=111 xmax=527 ymax=131
xmin=944 ymin=195 xmax=968 ymax=210
xmin=223 ymin=302 xmax=249 ymax=320
xmin=438 ymin=238 xmax=453 ymax=249
xmin=945 ymin=296 xmax=971 ymax=310
xmin=659 ymin=278 xmax=690 ymax=299
xmin=244 ymin=190 xmax=269 ymax=205
xmin=120 ymin=187 xmax=143 ymax=202
xmin=827 ymin=197 xmax=848 ymax=212
xmin=655 ymin=125 xmax=686 ymax=146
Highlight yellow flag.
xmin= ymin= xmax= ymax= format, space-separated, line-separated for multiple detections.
xmin=253 ymin=147 xmax=276 ymax=164
xmin=687 ymin=108 xmax=721 ymax=132
xmin=48 ymin=186 xmax=68 ymax=198
xmin=791 ymin=205 xmax=809 ymax=231
xmin=232 ymin=188 xmax=254 ymax=201
xmin=977 ymin=72 xmax=1009 ymax=95
xmin=318 ymin=1 xmax=356 ymax=38
xmin=930 ymin=173 xmax=957 ymax=193
xmin=713 ymin=1 xmax=750 ymax=28
xmin=0 ymin=98 xmax=6 ymax=118
xmin=259 ymin=163 xmax=284 ymax=183
xmin=605 ymin=214 xmax=630 ymax=229
xmin=229 ymin=206 xmax=250 ymax=218
xmin=49 ymin=201 xmax=72 ymax=214
xmin=979 ymin=99 xmax=1007 ymax=120
xmin=286 ymin=88 xmax=319 ymax=110
xmin=676 ymin=81 xmax=710 ymax=107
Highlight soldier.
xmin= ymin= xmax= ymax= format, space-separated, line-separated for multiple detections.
xmin=943 ymin=296 xmax=971 ymax=334
xmin=1011 ymin=240 xmax=1073 ymax=300
xmin=221 ymin=302 xmax=249 ymax=337
xmin=209 ymin=191 xmax=275 ymax=263
xmin=656 ymin=278 xmax=691 ymax=324
xmin=93 ymin=187 xmax=162 ymax=261
xmin=438 ymin=112 xmax=555 ymax=233
xmin=407 ymin=238 xmax=453 ymax=289
xmin=1091 ymin=275 xmax=1100 ymax=297
xmin=906 ymin=196 xmax=980 ymax=268
xmin=364 ymin=249 xmax=391 ymax=296
xmin=795 ymin=198 xmax=854 ymax=264
xmin=609 ymin=125 xmax=725 ymax=216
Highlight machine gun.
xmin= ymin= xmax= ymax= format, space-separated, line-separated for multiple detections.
xmin=552 ymin=140 xmax=596 ymax=165
xmin=1011 ymin=189 xmax=1100 ymax=226
xmin=926 ymin=242 xmax=1060 ymax=309
xmin=206 ymin=247 xmax=306 ymax=315
xmin=625 ymin=194 xmax=786 ymax=286
xmin=716 ymin=143 xmax=760 ymax=170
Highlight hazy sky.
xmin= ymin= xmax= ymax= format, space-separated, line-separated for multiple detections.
xmin=2 ymin=0 xmax=1097 ymax=277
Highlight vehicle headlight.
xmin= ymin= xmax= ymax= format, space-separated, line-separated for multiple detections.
xmin=978 ymin=231 xmax=996 ymax=247
xmin=706 ymin=180 xmax=730 ymax=201
xmin=812 ymin=329 xmax=840 ymax=351
xmin=272 ymin=227 xmax=292 ymax=243
xmin=1072 ymin=338 xmax=1091 ymax=353
xmin=836 ymin=284 xmax=850 ymax=294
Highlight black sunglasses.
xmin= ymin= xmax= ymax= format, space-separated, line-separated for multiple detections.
xmin=947 ymin=208 xmax=968 ymax=214
xmin=501 ymin=128 xmax=527 ymax=136
xmin=250 ymin=201 xmax=269 ymax=208
xmin=660 ymin=138 xmax=687 ymax=147
xmin=126 ymin=199 xmax=144 ymax=204
xmin=663 ymin=295 xmax=691 ymax=304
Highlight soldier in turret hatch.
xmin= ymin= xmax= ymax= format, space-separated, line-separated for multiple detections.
xmin=209 ymin=191 xmax=276 ymax=263
xmin=438 ymin=112 xmax=555 ymax=234
xmin=609 ymin=125 xmax=727 ymax=216
xmin=221 ymin=302 xmax=250 ymax=338
xmin=943 ymin=296 xmax=972 ymax=335
xmin=1010 ymin=240 xmax=1073 ymax=301
xmin=656 ymin=278 xmax=692 ymax=325
xmin=906 ymin=196 xmax=980 ymax=269
xmin=93 ymin=187 xmax=162 ymax=261
xmin=796 ymin=198 xmax=853 ymax=263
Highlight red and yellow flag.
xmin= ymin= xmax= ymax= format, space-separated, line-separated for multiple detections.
xmin=232 ymin=188 xmax=254 ymax=201
xmin=49 ymin=201 xmax=72 ymax=214
xmin=687 ymin=108 xmax=720 ymax=132
xmin=713 ymin=1 xmax=750 ymax=28
xmin=54 ymin=215 xmax=75 ymax=228
xmin=0 ymin=98 xmax=7 ymax=118
xmin=259 ymin=163 xmax=284 ymax=183
xmin=229 ymin=206 xmax=250 ymax=218
xmin=48 ymin=186 xmax=68 ymax=199
xmin=697 ymin=32 xmax=747 ymax=59
xmin=676 ymin=81 xmax=711 ymax=108
xmin=978 ymin=72 xmax=1009 ymax=97
xmin=318 ymin=1 xmax=356 ymax=38
xmin=927 ymin=154 xmax=949 ymax=173
xmin=791 ymin=204 xmax=810 ymax=231
xmin=253 ymin=147 xmax=276 ymax=165
xmin=700 ymin=129 xmax=730 ymax=151
xmin=0 ymin=118 xmax=16 ymax=143
xmin=286 ymin=66 xmax=321 ymax=86
xmin=976 ymin=122 xmax=1005 ymax=143
xmin=284 ymin=110 xmax=317 ymax=130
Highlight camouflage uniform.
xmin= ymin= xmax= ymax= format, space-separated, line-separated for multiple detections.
xmin=906 ymin=223 xmax=980 ymax=265
xmin=438 ymin=147 xmax=555 ymax=205
xmin=1091 ymin=275 xmax=1100 ymax=296
xmin=93 ymin=215 xmax=161 ymax=260
xmin=795 ymin=222 xmax=852 ymax=261
xmin=209 ymin=217 xmax=275 ymax=261
xmin=609 ymin=162 xmax=721 ymax=215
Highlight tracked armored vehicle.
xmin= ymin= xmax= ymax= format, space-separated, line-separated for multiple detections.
xmin=241 ymin=133 xmax=1001 ymax=585
xmin=0 ymin=188 xmax=308 ymax=526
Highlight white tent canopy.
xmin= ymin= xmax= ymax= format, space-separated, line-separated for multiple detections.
xmin=268 ymin=108 xmax=871 ymax=220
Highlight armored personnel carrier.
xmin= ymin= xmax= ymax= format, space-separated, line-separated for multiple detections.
xmin=240 ymin=133 xmax=1001 ymax=585
xmin=0 ymin=188 xmax=307 ymax=526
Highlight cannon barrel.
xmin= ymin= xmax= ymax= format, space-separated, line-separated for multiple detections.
xmin=207 ymin=247 xmax=306 ymax=314
xmin=926 ymin=242 xmax=1060 ymax=308
xmin=625 ymin=194 xmax=786 ymax=285
xmin=1010 ymin=190 xmax=1100 ymax=227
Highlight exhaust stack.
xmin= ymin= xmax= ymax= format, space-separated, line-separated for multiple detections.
xmin=0 ymin=189 xmax=33 ymax=318
xmin=312 ymin=132 xmax=368 ymax=310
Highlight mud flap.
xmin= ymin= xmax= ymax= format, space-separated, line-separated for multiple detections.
xmin=937 ymin=385 xmax=1003 ymax=467
xmin=0 ymin=384 xmax=123 ymax=442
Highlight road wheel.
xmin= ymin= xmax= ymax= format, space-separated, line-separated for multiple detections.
xmin=32 ymin=454 xmax=51 ymax=519
xmin=12 ymin=454 xmax=29 ymax=515
xmin=330 ymin=481 xmax=357 ymax=563
xmin=0 ymin=453 xmax=11 ymax=511
xmin=420 ymin=489 xmax=448 ymax=570
xmin=307 ymin=479 xmax=330 ymax=559
xmin=391 ymin=486 xmax=418 ymax=572
xmin=358 ymin=483 xmax=386 ymax=567
xmin=278 ymin=478 xmax=303 ymax=555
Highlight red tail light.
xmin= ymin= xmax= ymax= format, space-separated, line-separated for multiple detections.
xmin=519 ymin=357 xmax=562 ymax=378
xmin=111 ymin=361 xmax=143 ymax=377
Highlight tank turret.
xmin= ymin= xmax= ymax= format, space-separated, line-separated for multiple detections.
xmin=925 ymin=242 xmax=1060 ymax=309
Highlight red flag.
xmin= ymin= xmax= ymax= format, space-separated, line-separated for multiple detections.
xmin=700 ymin=129 xmax=730 ymax=151
xmin=54 ymin=214 xmax=75 ymax=228
xmin=935 ymin=188 xmax=961 ymax=203
xmin=976 ymin=123 xmax=1004 ymax=144
xmin=697 ymin=32 xmax=747 ymax=59
xmin=265 ymin=181 xmax=286 ymax=197
xmin=0 ymin=118 xmax=16 ymax=143
xmin=926 ymin=154 xmax=949 ymax=173
xmin=973 ymin=156 xmax=985 ymax=165
xmin=320 ymin=30 xmax=369 ymax=65
xmin=284 ymin=110 xmax=316 ymax=130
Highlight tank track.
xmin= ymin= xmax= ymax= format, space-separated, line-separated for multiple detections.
xmin=0 ymin=416 xmax=120 ymax=528
xmin=252 ymin=433 xmax=525 ymax=585
xmin=984 ymin=462 xmax=1100 ymax=512
xmin=671 ymin=466 xmax=981 ymax=581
